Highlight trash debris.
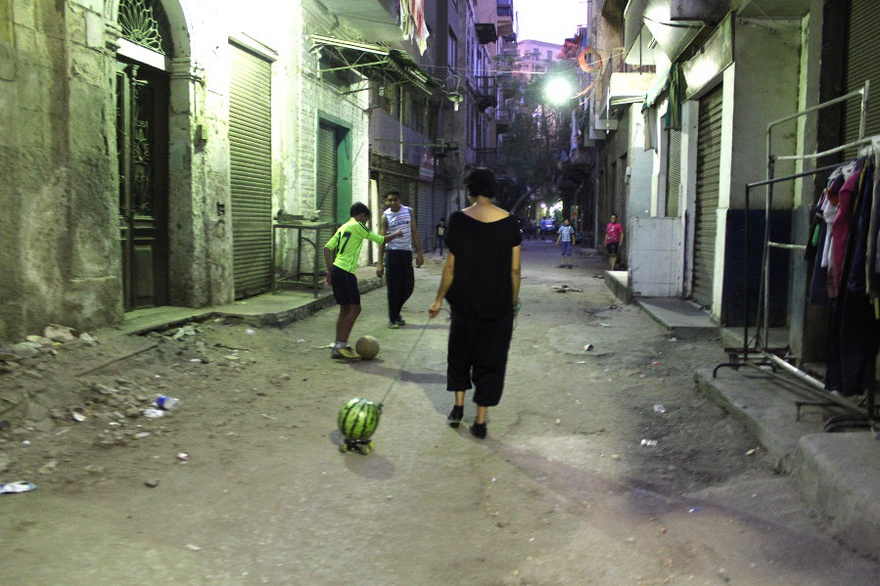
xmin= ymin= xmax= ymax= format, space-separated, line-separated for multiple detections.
xmin=156 ymin=395 xmax=180 ymax=410
xmin=653 ymin=404 xmax=666 ymax=414
xmin=176 ymin=452 xmax=189 ymax=462
xmin=70 ymin=407 xmax=86 ymax=422
xmin=1 ymin=481 xmax=36 ymax=494
xmin=143 ymin=408 xmax=164 ymax=419
xmin=745 ymin=448 xmax=758 ymax=456
xmin=171 ymin=325 xmax=196 ymax=340
xmin=640 ymin=439 xmax=658 ymax=447
xmin=553 ymin=285 xmax=583 ymax=293
xmin=600 ymin=323 xmax=611 ymax=328
xmin=44 ymin=324 xmax=81 ymax=343
xmin=583 ymin=343 xmax=594 ymax=351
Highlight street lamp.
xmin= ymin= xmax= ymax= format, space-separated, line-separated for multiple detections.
xmin=544 ymin=77 xmax=574 ymax=106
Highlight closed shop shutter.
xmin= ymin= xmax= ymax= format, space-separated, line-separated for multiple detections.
xmin=665 ymin=128 xmax=682 ymax=218
xmin=375 ymin=159 xmax=419 ymax=247
xmin=230 ymin=44 xmax=272 ymax=299
xmin=692 ymin=85 xmax=723 ymax=307
xmin=316 ymin=124 xmax=339 ymax=274
xmin=843 ymin=0 xmax=880 ymax=156
xmin=417 ymin=181 xmax=432 ymax=251
xmin=433 ymin=181 xmax=448 ymax=252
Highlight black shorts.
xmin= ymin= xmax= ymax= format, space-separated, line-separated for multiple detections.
xmin=606 ymin=242 xmax=619 ymax=255
xmin=446 ymin=309 xmax=514 ymax=407
xmin=331 ymin=266 xmax=360 ymax=305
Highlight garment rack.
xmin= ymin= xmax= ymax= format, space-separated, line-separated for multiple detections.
xmin=714 ymin=81 xmax=879 ymax=428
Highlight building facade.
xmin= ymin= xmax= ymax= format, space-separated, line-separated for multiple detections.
xmin=576 ymin=0 xmax=880 ymax=363
xmin=0 ymin=0 xmax=482 ymax=342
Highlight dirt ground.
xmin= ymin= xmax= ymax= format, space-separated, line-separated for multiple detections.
xmin=1 ymin=241 xmax=878 ymax=585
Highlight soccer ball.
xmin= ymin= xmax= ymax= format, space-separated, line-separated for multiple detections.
xmin=355 ymin=335 xmax=380 ymax=360
xmin=338 ymin=398 xmax=381 ymax=441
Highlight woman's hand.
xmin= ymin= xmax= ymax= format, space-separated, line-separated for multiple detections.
xmin=428 ymin=300 xmax=442 ymax=319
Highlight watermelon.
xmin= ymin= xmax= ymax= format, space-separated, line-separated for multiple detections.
xmin=338 ymin=398 xmax=381 ymax=440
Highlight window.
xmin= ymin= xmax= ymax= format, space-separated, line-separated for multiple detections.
xmin=448 ymin=29 xmax=457 ymax=69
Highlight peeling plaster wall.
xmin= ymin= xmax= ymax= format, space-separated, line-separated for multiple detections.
xmin=0 ymin=1 xmax=121 ymax=341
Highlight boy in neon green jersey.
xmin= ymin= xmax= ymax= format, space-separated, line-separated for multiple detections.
xmin=324 ymin=203 xmax=403 ymax=359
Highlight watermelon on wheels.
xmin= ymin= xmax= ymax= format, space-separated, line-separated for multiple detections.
xmin=338 ymin=398 xmax=381 ymax=454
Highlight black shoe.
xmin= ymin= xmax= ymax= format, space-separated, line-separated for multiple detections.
xmin=447 ymin=405 xmax=463 ymax=428
xmin=396 ymin=318 xmax=406 ymax=327
xmin=470 ymin=422 xmax=487 ymax=439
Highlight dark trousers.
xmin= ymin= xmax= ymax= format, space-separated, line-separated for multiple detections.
xmin=385 ymin=250 xmax=414 ymax=322
xmin=446 ymin=309 xmax=514 ymax=407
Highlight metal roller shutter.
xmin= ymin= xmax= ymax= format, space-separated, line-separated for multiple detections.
xmin=433 ymin=182 xmax=447 ymax=251
xmin=692 ymin=85 xmax=723 ymax=308
xmin=230 ymin=44 xmax=272 ymax=298
xmin=316 ymin=124 xmax=339 ymax=274
xmin=417 ymin=181 xmax=432 ymax=251
xmin=843 ymin=0 xmax=880 ymax=157
xmin=378 ymin=169 xmax=417 ymax=244
xmin=665 ymin=128 xmax=682 ymax=218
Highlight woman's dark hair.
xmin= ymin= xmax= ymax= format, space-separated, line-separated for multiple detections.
xmin=350 ymin=202 xmax=371 ymax=217
xmin=464 ymin=167 xmax=496 ymax=199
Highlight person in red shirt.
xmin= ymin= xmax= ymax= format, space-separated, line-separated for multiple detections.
xmin=604 ymin=213 xmax=624 ymax=270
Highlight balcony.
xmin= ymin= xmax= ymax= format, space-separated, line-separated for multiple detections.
xmin=474 ymin=148 xmax=501 ymax=168
xmin=475 ymin=23 xmax=498 ymax=44
xmin=496 ymin=108 xmax=512 ymax=134
xmin=473 ymin=75 xmax=498 ymax=111
xmin=497 ymin=0 xmax=514 ymax=37
xmin=591 ymin=52 xmax=656 ymax=130
xmin=496 ymin=72 xmax=518 ymax=100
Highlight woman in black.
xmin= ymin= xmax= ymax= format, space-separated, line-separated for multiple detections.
xmin=428 ymin=168 xmax=522 ymax=439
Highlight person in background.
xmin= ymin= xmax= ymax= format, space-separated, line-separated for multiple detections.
xmin=324 ymin=202 xmax=403 ymax=359
xmin=555 ymin=218 xmax=576 ymax=268
xmin=377 ymin=189 xmax=424 ymax=328
xmin=428 ymin=167 xmax=522 ymax=440
xmin=434 ymin=218 xmax=447 ymax=255
xmin=604 ymin=213 xmax=624 ymax=270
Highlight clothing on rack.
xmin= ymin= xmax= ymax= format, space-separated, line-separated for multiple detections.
xmin=815 ymin=152 xmax=879 ymax=396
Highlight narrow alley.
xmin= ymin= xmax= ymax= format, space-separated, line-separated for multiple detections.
xmin=1 ymin=241 xmax=877 ymax=585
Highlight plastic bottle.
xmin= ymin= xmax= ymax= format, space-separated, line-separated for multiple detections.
xmin=156 ymin=395 xmax=181 ymax=410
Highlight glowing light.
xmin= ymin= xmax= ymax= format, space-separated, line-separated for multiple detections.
xmin=544 ymin=77 xmax=574 ymax=106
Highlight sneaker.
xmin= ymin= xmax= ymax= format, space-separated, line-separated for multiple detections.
xmin=447 ymin=405 xmax=464 ymax=428
xmin=388 ymin=322 xmax=400 ymax=329
xmin=331 ymin=346 xmax=359 ymax=360
xmin=470 ymin=422 xmax=487 ymax=439
xmin=394 ymin=318 xmax=406 ymax=327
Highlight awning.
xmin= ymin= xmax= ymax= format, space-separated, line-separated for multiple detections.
xmin=309 ymin=34 xmax=439 ymax=95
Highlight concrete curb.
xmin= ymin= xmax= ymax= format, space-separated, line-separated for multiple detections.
xmin=793 ymin=433 xmax=880 ymax=559
xmin=696 ymin=367 xmax=880 ymax=560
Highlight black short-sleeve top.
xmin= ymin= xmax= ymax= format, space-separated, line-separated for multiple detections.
xmin=445 ymin=211 xmax=522 ymax=319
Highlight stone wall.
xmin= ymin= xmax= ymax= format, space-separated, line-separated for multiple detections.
xmin=0 ymin=0 xmax=375 ymax=342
